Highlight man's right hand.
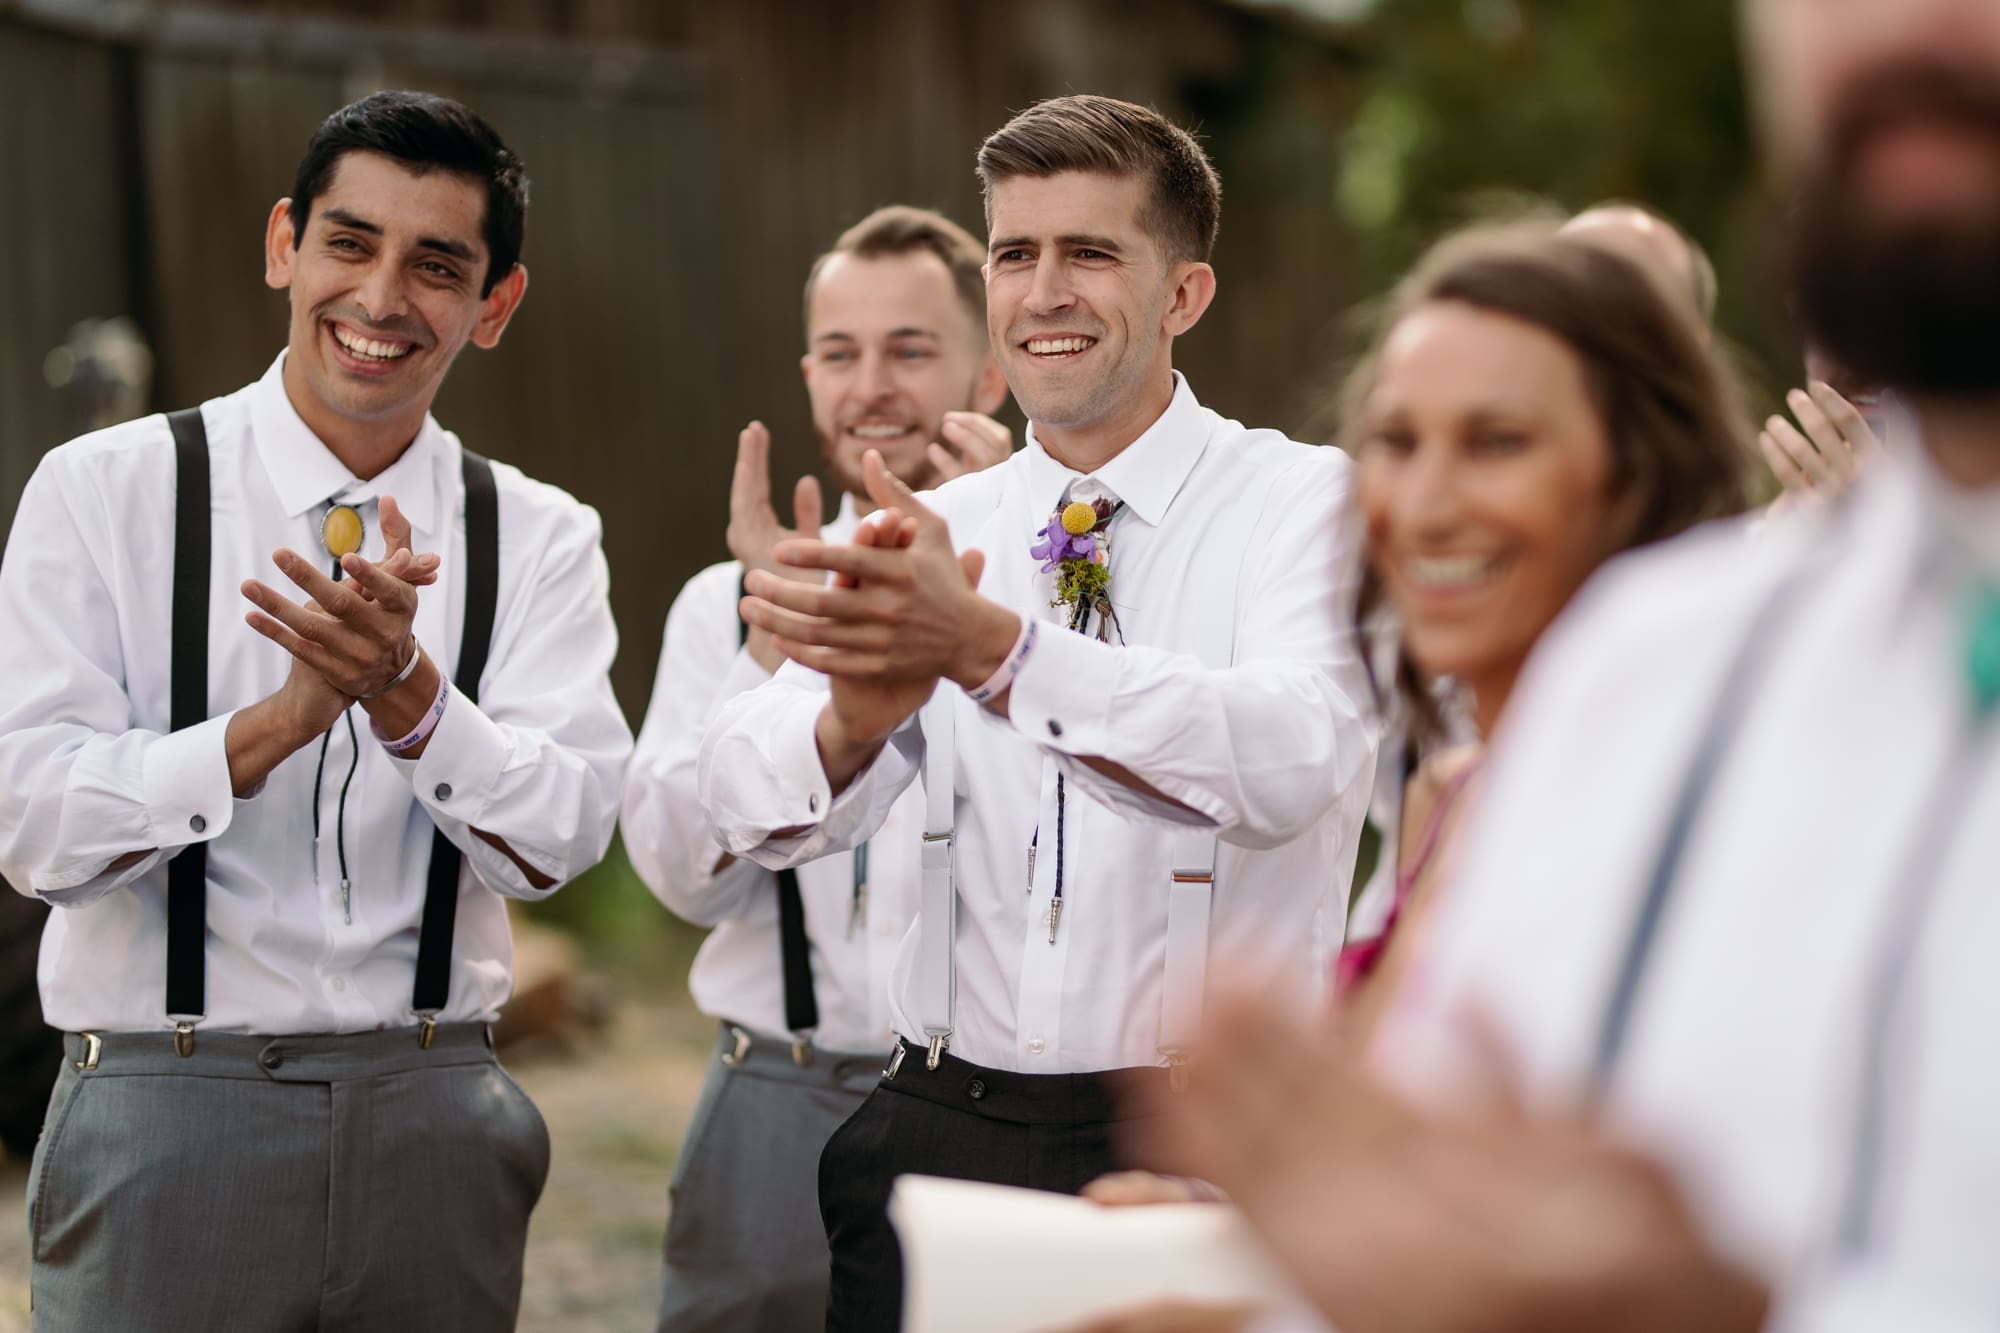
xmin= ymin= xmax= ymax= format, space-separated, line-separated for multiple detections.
xmin=809 ymin=507 xmax=941 ymax=795
xmin=727 ymin=421 xmax=824 ymax=672
xmin=225 ymin=602 xmax=355 ymax=796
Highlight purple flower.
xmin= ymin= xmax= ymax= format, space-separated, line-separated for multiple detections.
xmin=1030 ymin=515 xmax=1099 ymax=572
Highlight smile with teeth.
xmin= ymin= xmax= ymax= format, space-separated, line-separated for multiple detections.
xmin=1404 ymin=554 xmax=1503 ymax=589
xmin=332 ymin=325 xmax=414 ymax=362
xmin=1025 ymin=336 xmax=1097 ymax=356
xmin=847 ymin=422 xmax=915 ymax=440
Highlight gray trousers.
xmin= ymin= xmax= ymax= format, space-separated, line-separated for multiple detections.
xmin=26 ymin=1024 xmax=549 ymax=1332
xmin=658 ymin=1023 xmax=882 ymax=1332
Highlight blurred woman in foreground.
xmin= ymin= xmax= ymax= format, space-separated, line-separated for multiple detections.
xmin=1084 ymin=219 xmax=1754 ymax=1229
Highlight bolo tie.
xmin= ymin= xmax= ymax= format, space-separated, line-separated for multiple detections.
xmin=1029 ymin=496 xmax=1125 ymax=944
xmin=312 ymin=502 xmax=365 ymax=923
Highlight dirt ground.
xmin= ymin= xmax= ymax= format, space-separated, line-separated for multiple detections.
xmin=0 ymin=999 xmax=716 ymax=1333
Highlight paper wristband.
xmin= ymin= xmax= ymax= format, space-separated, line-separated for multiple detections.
xmin=373 ymin=668 xmax=449 ymax=755
xmin=967 ymin=617 xmax=1038 ymax=704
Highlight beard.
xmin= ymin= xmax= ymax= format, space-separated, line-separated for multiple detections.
xmin=1787 ymin=60 xmax=2000 ymax=398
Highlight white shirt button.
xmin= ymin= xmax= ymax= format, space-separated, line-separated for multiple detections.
xmin=331 ymin=976 xmax=347 ymax=993
xmin=1028 ymin=1037 xmax=1045 ymax=1055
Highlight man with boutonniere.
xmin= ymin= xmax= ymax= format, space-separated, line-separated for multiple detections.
xmin=624 ymin=204 xmax=1010 ymax=1332
xmin=699 ymin=94 xmax=1378 ymax=1332
xmin=0 ymin=91 xmax=629 ymax=1330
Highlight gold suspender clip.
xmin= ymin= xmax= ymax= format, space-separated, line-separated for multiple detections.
xmin=173 ymin=1021 xmax=196 ymax=1058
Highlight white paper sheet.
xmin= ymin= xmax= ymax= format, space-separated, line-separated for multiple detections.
xmin=889 ymin=1174 xmax=1304 ymax=1332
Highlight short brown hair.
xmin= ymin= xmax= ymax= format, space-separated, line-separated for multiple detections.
xmin=801 ymin=205 xmax=987 ymax=337
xmin=1342 ymin=219 xmax=1753 ymax=741
xmin=976 ymin=94 xmax=1222 ymax=265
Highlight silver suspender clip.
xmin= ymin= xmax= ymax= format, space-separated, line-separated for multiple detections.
xmin=885 ymin=1042 xmax=907 ymax=1080
xmin=925 ymin=1033 xmax=947 ymax=1071
xmin=75 ymin=1032 xmax=102 ymax=1072
xmin=720 ymin=1025 xmax=751 ymax=1068
xmin=416 ymin=1012 xmax=438 ymax=1050
xmin=172 ymin=1019 xmax=197 ymax=1058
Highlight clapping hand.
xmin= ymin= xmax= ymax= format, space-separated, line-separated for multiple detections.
xmin=241 ymin=495 xmax=438 ymax=699
xmin=1760 ymin=381 xmax=1879 ymax=511
xmin=929 ymin=410 xmax=1013 ymax=483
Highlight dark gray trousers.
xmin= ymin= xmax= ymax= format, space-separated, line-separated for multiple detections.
xmin=25 ymin=1024 xmax=549 ymax=1332
xmin=657 ymin=1023 xmax=881 ymax=1332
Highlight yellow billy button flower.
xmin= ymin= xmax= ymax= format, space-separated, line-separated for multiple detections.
xmin=1060 ymin=501 xmax=1098 ymax=536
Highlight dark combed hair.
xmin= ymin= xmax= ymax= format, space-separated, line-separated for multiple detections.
xmin=289 ymin=90 xmax=528 ymax=296
xmin=801 ymin=205 xmax=988 ymax=334
xmin=976 ymin=94 xmax=1222 ymax=265
xmin=1341 ymin=219 xmax=1755 ymax=742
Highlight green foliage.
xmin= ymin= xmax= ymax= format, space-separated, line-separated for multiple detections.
xmin=523 ymin=835 xmax=707 ymax=997
xmin=1335 ymin=0 xmax=1785 ymax=385
xmin=1053 ymin=557 xmax=1112 ymax=617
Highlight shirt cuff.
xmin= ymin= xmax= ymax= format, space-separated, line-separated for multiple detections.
xmin=1006 ymin=622 xmax=1117 ymax=754
xmin=142 ymin=712 xmax=238 ymax=850
xmin=392 ymin=683 xmax=508 ymax=821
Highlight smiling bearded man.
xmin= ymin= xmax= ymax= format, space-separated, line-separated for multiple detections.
xmin=1 ymin=91 xmax=630 ymax=1331
xmin=698 ymin=94 xmax=1379 ymax=1332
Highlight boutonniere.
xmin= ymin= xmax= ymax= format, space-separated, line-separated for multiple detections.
xmin=1030 ymin=499 xmax=1122 ymax=641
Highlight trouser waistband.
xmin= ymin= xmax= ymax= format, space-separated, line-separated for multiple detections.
xmin=879 ymin=1037 xmax=1163 ymax=1126
xmin=710 ymin=1020 xmax=887 ymax=1088
xmin=61 ymin=1023 xmax=494 ymax=1082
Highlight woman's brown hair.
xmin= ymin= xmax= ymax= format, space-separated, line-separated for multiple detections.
xmin=1341 ymin=219 xmax=1756 ymax=744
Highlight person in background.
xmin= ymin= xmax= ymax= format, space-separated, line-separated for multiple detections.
xmin=701 ymin=94 xmax=1376 ymax=1331
xmin=622 ymin=204 xmax=1009 ymax=1331
xmin=1 ymin=91 xmax=630 ymax=1330
xmin=1085 ymin=0 xmax=2000 ymax=1328
xmin=1086 ymin=217 xmax=1754 ymax=1224
xmin=1561 ymin=201 xmax=1720 ymax=326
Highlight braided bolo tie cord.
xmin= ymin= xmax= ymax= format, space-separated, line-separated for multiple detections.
xmin=310 ymin=558 xmax=359 ymax=923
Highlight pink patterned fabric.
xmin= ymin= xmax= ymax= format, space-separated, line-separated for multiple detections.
xmin=1336 ymin=761 xmax=1482 ymax=993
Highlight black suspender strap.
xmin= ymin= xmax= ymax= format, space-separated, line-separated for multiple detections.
xmin=166 ymin=409 xmax=212 ymax=1022
xmin=740 ymin=571 xmax=819 ymax=1037
xmin=411 ymin=450 xmax=500 ymax=1018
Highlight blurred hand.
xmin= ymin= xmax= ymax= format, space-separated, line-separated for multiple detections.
xmin=1760 ymin=380 xmax=1878 ymax=510
xmin=1082 ymin=1171 xmax=1218 ymax=1207
xmin=728 ymin=420 xmax=824 ymax=579
xmin=728 ymin=420 xmax=825 ymax=671
xmin=1127 ymin=994 xmax=1770 ymax=1333
xmin=1053 ymin=1299 xmax=1261 ymax=1333
xmin=928 ymin=410 xmax=1014 ymax=483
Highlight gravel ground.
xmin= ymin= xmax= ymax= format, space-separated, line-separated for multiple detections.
xmin=0 ymin=999 xmax=716 ymax=1333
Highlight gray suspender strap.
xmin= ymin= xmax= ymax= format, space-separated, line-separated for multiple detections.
xmin=411 ymin=449 xmax=499 ymax=1038
xmin=917 ymin=689 xmax=957 ymax=1068
xmin=166 ymin=409 xmax=211 ymax=1043
xmin=1161 ymin=831 xmax=1216 ymax=1086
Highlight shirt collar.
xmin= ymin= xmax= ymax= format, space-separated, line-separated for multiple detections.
xmin=1021 ymin=372 xmax=1212 ymax=526
xmin=249 ymin=351 xmax=441 ymax=535
xmin=824 ymin=491 xmax=862 ymax=544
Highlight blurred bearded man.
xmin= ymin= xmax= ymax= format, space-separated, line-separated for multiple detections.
xmin=623 ymin=205 xmax=1009 ymax=1331
xmin=1082 ymin=3 xmax=2000 ymax=1332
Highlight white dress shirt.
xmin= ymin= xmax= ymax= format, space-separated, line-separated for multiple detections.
xmin=1385 ymin=442 xmax=2000 ymax=1331
xmin=624 ymin=494 xmax=919 ymax=1052
xmin=0 ymin=353 xmax=631 ymax=1034
xmin=702 ymin=375 xmax=1377 ymax=1074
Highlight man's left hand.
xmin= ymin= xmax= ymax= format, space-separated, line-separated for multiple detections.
xmin=241 ymin=494 xmax=436 ymax=698
xmin=1051 ymin=1299 xmax=1260 ymax=1333
xmin=740 ymin=449 xmax=1017 ymax=689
